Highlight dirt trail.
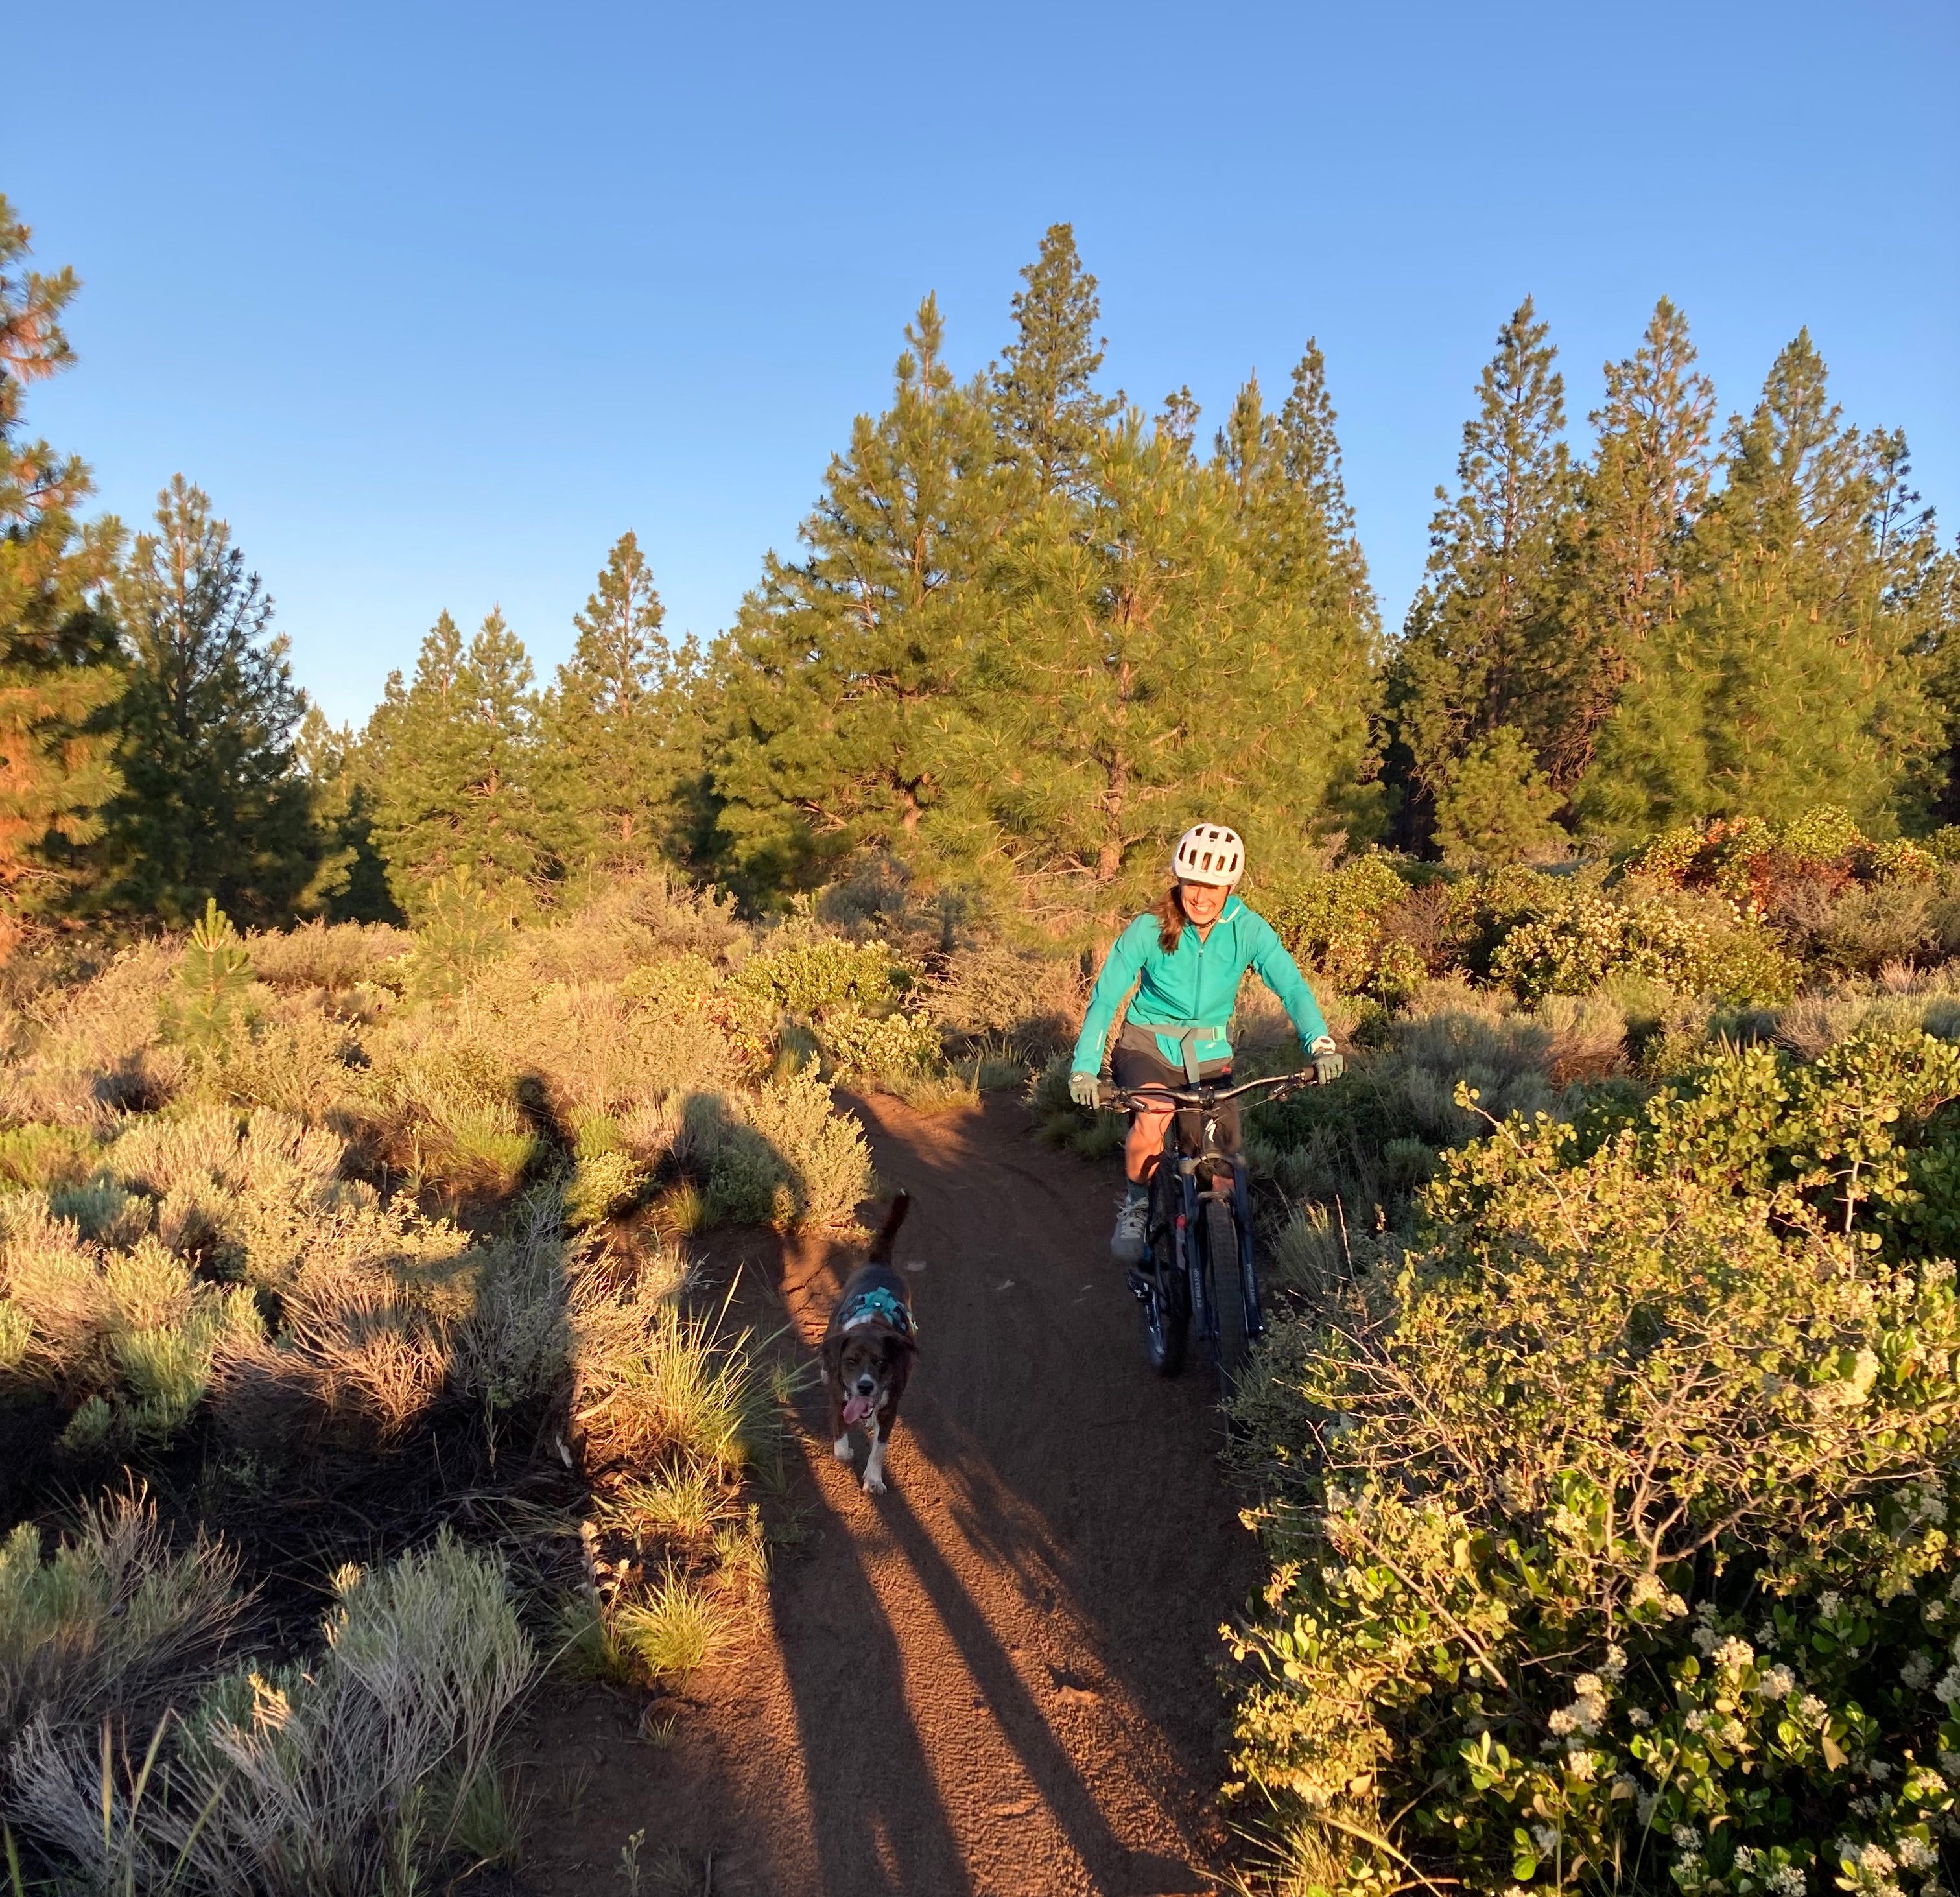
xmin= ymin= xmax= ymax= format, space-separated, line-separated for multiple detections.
xmin=522 ymin=1093 xmax=1259 ymax=1897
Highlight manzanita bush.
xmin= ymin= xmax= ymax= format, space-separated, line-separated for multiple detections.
xmin=1232 ymin=1030 xmax=1960 ymax=1894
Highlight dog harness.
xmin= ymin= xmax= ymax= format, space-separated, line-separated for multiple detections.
xmin=838 ymin=1284 xmax=914 ymax=1338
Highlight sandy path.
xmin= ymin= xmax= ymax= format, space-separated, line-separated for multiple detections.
xmin=521 ymin=1092 xmax=1257 ymax=1897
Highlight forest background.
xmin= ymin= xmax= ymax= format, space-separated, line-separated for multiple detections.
xmin=5 ymin=204 xmax=1957 ymax=950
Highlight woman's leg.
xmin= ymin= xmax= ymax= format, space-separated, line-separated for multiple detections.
xmin=1126 ymin=1106 xmax=1172 ymax=1184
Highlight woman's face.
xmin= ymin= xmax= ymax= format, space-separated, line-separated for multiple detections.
xmin=1178 ymin=879 xmax=1228 ymax=926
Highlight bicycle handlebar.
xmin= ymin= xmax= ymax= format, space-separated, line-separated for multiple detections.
xmin=1094 ymin=1068 xmax=1321 ymax=1113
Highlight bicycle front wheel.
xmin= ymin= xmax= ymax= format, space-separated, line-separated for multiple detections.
xmin=1142 ymin=1175 xmax=1188 ymax=1377
xmin=1205 ymin=1197 xmax=1248 ymax=1401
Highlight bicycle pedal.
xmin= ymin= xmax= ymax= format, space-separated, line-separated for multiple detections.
xmin=1124 ymin=1268 xmax=1153 ymax=1302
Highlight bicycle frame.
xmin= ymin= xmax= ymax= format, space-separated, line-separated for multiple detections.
xmin=1102 ymin=1070 xmax=1316 ymax=1376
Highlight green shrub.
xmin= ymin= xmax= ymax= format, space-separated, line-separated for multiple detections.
xmin=0 ymin=1124 xmax=95 ymax=1192
xmin=407 ymin=866 xmax=514 ymax=995
xmin=742 ymin=1072 xmax=873 ymax=1231
xmin=1266 ymin=852 xmax=1418 ymax=996
xmin=6 ymin=1529 xmax=536 ymax=1897
xmin=728 ymin=932 xmax=911 ymax=1022
xmin=816 ymin=1004 xmax=943 ymax=1089
xmin=611 ymin=1565 xmax=731 ymax=1685
xmin=1229 ymin=1031 xmax=1960 ymax=1892
xmin=0 ymin=1494 xmax=246 ymax=1768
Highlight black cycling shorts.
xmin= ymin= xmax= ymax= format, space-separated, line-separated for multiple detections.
xmin=1111 ymin=1028 xmax=1238 ymax=1155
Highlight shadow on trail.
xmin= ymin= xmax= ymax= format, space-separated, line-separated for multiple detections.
xmin=772 ymin=1424 xmax=975 ymax=1897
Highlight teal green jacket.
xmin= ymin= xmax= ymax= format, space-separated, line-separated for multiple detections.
xmin=1070 ymin=896 xmax=1330 ymax=1076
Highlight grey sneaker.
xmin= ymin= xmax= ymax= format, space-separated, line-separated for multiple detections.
xmin=1110 ymin=1196 xmax=1149 ymax=1265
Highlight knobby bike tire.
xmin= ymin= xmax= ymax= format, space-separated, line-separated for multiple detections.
xmin=1205 ymin=1196 xmax=1248 ymax=1401
xmin=1144 ymin=1174 xmax=1188 ymax=1377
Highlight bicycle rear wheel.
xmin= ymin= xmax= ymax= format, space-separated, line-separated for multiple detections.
xmin=1205 ymin=1197 xmax=1248 ymax=1400
xmin=1142 ymin=1173 xmax=1188 ymax=1376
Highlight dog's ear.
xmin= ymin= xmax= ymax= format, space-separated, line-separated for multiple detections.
xmin=821 ymin=1330 xmax=844 ymax=1383
xmin=882 ymin=1326 xmax=918 ymax=1363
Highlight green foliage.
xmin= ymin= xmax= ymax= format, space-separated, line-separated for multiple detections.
xmin=1433 ymin=726 xmax=1566 ymax=869
xmin=1491 ymin=879 xmax=1797 ymax=1005
xmin=728 ymin=931 xmax=910 ymax=1020
xmin=1264 ymin=851 xmax=1417 ymax=995
xmin=1230 ymin=1030 xmax=1960 ymax=1890
xmin=1579 ymin=336 xmax=1944 ymax=840
xmin=364 ymin=609 xmax=569 ymax=917
xmin=408 ymin=866 xmax=512 ymax=996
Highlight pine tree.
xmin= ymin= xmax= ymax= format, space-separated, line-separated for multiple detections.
xmin=961 ymin=408 xmax=1379 ymax=917
xmin=1552 ymin=298 xmax=1716 ymax=783
xmin=295 ymin=707 xmax=397 ymax=922
xmin=541 ymin=531 xmax=700 ymax=875
xmin=990 ymin=224 xmax=1119 ymax=500
xmin=365 ymin=609 xmax=564 ymax=915
xmin=0 ymin=195 xmax=124 ymax=941
xmin=709 ymin=296 xmax=999 ymax=893
xmin=1579 ymin=333 xmax=1942 ymax=836
xmin=1388 ymin=297 xmax=1576 ymax=844
xmin=100 ymin=477 xmax=324 ymax=925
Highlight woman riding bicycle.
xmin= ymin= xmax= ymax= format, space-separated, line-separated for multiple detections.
xmin=1068 ymin=823 xmax=1343 ymax=1266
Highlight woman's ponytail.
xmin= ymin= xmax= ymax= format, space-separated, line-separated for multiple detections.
xmin=1153 ymin=885 xmax=1188 ymax=955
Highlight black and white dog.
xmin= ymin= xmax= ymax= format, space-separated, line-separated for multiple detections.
xmin=820 ymin=1192 xmax=916 ymax=1495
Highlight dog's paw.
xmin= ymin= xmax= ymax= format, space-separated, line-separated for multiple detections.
xmin=832 ymin=1434 xmax=853 ymax=1462
xmin=861 ymin=1468 xmax=887 ymax=1496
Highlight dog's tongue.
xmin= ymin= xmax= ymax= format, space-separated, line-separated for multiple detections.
xmin=842 ymin=1395 xmax=873 ymax=1428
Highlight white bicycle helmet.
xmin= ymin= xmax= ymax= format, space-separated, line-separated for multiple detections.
xmin=1171 ymin=823 xmax=1245 ymax=888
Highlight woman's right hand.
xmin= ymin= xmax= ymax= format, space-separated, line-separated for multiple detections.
xmin=1068 ymin=1072 xmax=1102 ymax=1109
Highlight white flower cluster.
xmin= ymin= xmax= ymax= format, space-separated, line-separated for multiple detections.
xmin=1713 ymin=1634 xmax=1756 ymax=1675
xmin=1836 ymin=1842 xmax=1907 ymax=1897
xmin=1631 ymin=1572 xmax=1689 ymax=1617
xmin=1896 ymin=1837 xmax=1938 ymax=1872
xmin=1548 ymin=1673 xmax=1609 ymax=1739
xmin=1728 ymin=1862 xmax=1805 ymax=1897
xmin=1757 ymin=1664 xmax=1797 ymax=1699
xmin=1901 ymin=1651 xmax=1936 ymax=1692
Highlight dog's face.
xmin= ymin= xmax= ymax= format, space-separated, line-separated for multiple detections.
xmin=832 ymin=1323 xmax=910 ymax=1413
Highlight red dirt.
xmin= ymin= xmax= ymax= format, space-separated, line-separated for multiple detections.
xmin=517 ymin=1092 xmax=1260 ymax=1897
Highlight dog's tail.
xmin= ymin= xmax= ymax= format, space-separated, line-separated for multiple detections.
xmin=868 ymin=1190 xmax=911 ymax=1265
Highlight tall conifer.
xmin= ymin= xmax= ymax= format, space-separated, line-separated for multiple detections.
xmin=1579 ymin=333 xmax=1942 ymax=834
xmin=0 ymin=196 xmax=124 ymax=939
xmin=990 ymin=224 xmax=1119 ymax=500
xmin=543 ymin=531 xmax=700 ymax=874
xmin=101 ymin=477 xmax=323 ymax=925
xmin=1388 ymin=297 xmax=1576 ymax=842
xmin=366 ymin=609 xmax=563 ymax=914
xmin=1552 ymin=298 xmax=1715 ymax=783
xmin=710 ymin=296 xmax=998 ymax=891
xmin=962 ymin=410 xmax=1378 ymax=915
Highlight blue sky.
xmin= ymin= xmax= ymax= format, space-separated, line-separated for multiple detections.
xmin=9 ymin=0 xmax=1956 ymax=726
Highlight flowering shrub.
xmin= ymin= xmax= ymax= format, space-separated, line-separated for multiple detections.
xmin=1229 ymin=1030 xmax=1960 ymax=1893
xmin=1490 ymin=882 xmax=1798 ymax=1005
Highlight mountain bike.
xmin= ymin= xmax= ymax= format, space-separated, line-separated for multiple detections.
xmin=1095 ymin=1070 xmax=1318 ymax=1398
